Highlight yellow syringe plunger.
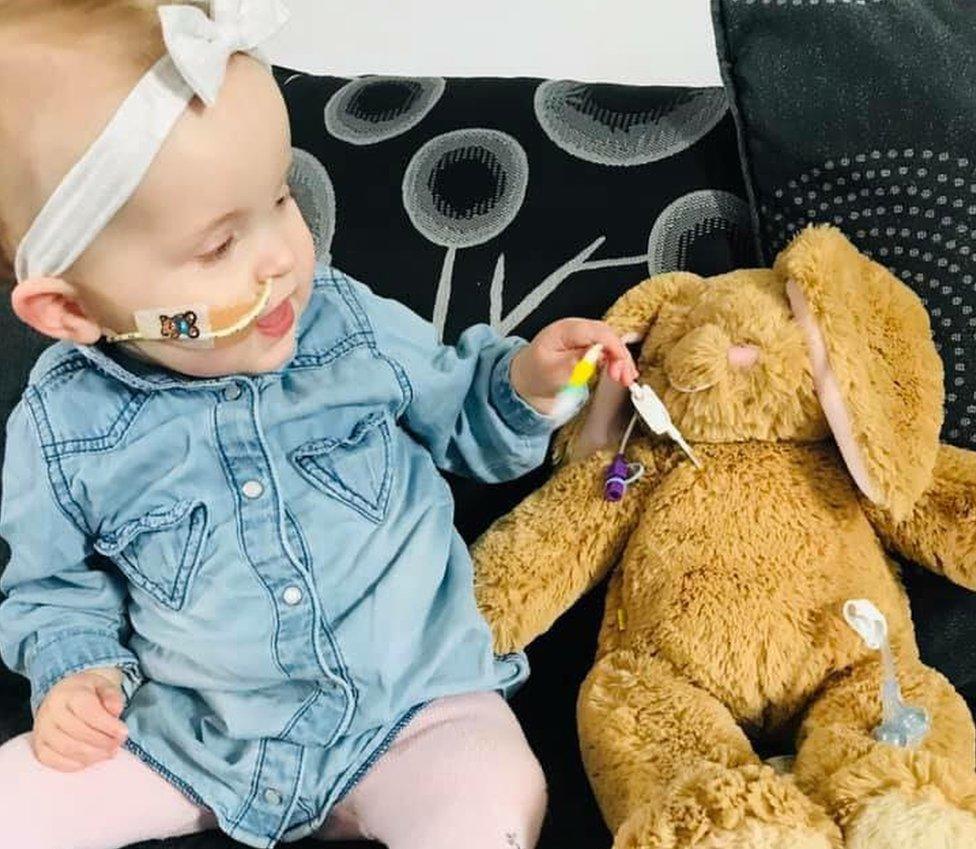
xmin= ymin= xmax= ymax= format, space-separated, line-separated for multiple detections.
xmin=566 ymin=344 xmax=603 ymax=388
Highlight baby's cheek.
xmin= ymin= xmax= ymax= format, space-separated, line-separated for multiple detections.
xmin=292 ymin=207 xmax=316 ymax=275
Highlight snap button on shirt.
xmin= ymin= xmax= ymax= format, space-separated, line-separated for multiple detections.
xmin=282 ymin=586 xmax=303 ymax=606
xmin=242 ymin=480 xmax=264 ymax=499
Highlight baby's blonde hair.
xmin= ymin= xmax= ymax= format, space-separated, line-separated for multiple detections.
xmin=0 ymin=0 xmax=209 ymax=286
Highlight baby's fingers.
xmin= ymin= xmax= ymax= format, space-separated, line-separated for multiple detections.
xmin=75 ymin=701 xmax=128 ymax=742
xmin=33 ymin=739 xmax=85 ymax=773
xmin=95 ymin=682 xmax=125 ymax=717
xmin=74 ymin=690 xmax=128 ymax=740
xmin=62 ymin=707 xmax=123 ymax=752
xmin=566 ymin=323 xmax=637 ymax=385
xmin=44 ymin=726 xmax=113 ymax=767
xmin=606 ymin=351 xmax=638 ymax=387
xmin=556 ymin=318 xmax=618 ymax=351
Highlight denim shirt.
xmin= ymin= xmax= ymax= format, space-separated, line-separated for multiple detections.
xmin=0 ymin=264 xmax=555 ymax=848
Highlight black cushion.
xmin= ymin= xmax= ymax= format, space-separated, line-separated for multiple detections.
xmin=0 ymin=67 xmax=755 ymax=848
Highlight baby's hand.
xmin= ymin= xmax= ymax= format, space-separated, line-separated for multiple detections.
xmin=510 ymin=318 xmax=638 ymax=415
xmin=32 ymin=667 xmax=129 ymax=772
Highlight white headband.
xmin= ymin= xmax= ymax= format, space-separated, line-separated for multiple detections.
xmin=13 ymin=0 xmax=290 ymax=285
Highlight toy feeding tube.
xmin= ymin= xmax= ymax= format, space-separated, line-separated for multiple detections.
xmin=843 ymin=599 xmax=931 ymax=748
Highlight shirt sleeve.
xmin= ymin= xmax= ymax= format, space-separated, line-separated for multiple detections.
xmin=0 ymin=403 xmax=142 ymax=714
xmin=344 ymin=275 xmax=559 ymax=482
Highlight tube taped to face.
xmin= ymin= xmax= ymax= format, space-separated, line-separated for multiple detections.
xmin=104 ymin=278 xmax=273 ymax=347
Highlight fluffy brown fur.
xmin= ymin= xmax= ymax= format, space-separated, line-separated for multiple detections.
xmin=473 ymin=226 xmax=976 ymax=848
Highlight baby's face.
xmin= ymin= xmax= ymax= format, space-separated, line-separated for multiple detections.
xmin=68 ymin=54 xmax=316 ymax=377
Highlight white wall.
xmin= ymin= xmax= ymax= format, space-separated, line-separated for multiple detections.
xmin=264 ymin=0 xmax=722 ymax=87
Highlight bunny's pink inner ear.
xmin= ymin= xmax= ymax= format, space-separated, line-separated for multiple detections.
xmin=786 ymin=278 xmax=881 ymax=504
xmin=567 ymin=369 xmax=633 ymax=461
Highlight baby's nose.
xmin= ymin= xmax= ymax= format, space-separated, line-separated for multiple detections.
xmin=728 ymin=344 xmax=761 ymax=368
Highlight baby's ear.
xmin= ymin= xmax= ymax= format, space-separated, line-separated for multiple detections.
xmin=778 ymin=225 xmax=943 ymax=521
xmin=11 ymin=276 xmax=103 ymax=344
xmin=554 ymin=272 xmax=703 ymax=463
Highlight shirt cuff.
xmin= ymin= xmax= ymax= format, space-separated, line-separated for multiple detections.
xmin=26 ymin=629 xmax=142 ymax=714
xmin=489 ymin=343 xmax=561 ymax=438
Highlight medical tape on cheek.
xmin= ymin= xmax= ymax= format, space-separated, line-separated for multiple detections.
xmin=133 ymin=303 xmax=214 ymax=347
xmin=104 ymin=278 xmax=273 ymax=347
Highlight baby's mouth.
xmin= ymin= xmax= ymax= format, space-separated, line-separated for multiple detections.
xmin=255 ymin=296 xmax=295 ymax=338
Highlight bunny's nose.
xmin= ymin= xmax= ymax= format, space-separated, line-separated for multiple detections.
xmin=728 ymin=344 xmax=761 ymax=368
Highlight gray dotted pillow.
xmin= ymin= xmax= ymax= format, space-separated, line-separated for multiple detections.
xmin=714 ymin=0 xmax=976 ymax=446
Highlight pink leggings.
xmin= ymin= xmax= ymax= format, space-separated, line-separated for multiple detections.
xmin=0 ymin=690 xmax=547 ymax=849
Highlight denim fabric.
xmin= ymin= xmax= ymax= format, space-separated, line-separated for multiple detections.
xmin=0 ymin=264 xmax=554 ymax=847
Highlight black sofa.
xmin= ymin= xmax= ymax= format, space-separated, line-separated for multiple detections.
xmin=1 ymin=67 xmax=972 ymax=849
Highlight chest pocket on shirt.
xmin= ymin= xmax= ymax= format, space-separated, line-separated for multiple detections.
xmin=94 ymin=500 xmax=210 ymax=611
xmin=291 ymin=411 xmax=394 ymax=524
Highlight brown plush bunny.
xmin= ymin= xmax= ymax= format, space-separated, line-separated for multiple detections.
xmin=472 ymin=226 xmax=976 ymax=849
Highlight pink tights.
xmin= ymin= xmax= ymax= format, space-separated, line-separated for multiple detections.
xmin=0 ymin=690 xmax=547 ymax=849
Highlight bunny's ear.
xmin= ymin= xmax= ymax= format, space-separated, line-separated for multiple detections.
xmin=601 ymin=272 xmax=702 ymax=340
xmin=554 ymin=272 xmax=703 ymax=463
xmin=777 ymin=225 xmax=944 ymax=520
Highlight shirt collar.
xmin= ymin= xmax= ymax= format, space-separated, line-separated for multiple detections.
xmin=73 ymin=342 xmax=227 ymax=392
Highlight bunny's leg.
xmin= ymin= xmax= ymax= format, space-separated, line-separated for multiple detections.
xmin=578 ymin=650 xmax=840 ymax=849
xmin=794 ymin=658 xmax=976 ymax=849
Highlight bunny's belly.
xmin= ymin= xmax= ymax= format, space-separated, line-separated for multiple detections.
xmin=617 ymin=442 xmax=910 ymax=729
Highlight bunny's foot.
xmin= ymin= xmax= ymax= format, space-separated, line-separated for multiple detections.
xmin=845 ymin=789 xmax=976 ymax=849
xmin=610 ymin=763 xmax=841 ymax=849
xmin=795 ymin=660 xmax=976 ymax=848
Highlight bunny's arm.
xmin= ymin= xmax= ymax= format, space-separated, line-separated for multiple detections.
xmin=473 ymin=441 xmax=668 ymax=654
xmin=863 ymin=444 xmax=976 ymax=590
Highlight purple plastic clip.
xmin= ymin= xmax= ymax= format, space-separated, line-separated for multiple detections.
xmin=604 ymin=454 xmax=630 ymax=502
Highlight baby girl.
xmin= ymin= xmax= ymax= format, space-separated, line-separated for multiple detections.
xmin=0 ymin=2 xmax=635 ymax=848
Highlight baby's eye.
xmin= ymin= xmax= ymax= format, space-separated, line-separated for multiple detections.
xmin=276 ymin=188 xmax=292 ymax=208
xmin=201 ymin=235 xmax=234 ymax=263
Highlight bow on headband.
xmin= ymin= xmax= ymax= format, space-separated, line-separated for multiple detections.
xmin=159 ymin=0 xmax=291 ymax=107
